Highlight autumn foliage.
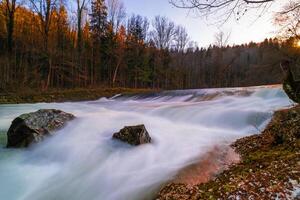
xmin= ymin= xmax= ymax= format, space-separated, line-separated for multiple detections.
xmin=0 ymin=0 xmax=298 ymax=92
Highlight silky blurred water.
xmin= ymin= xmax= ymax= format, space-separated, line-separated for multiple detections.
xmin=0 ymin=86 xmax=293 ymax=200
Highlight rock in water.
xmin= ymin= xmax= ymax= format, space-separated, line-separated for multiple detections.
xmin=113 ymin=125 xmax=151 ymax=146
xmin=7 ymin=109 xmax=75 ymax=148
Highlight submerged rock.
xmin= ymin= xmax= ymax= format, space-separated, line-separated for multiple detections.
xmin=113 ymin=124 xmax=151 ymax=146
xmin=7 ymin=109 xmax=75 ymax=148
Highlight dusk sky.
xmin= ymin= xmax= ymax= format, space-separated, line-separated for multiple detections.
xmin=123 ymin=0 xmax=284 ymax=47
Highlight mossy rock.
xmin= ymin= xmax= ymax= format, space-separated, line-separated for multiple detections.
xmin=113 ymin=125 xmax=152 ymax=146
xmin=7 ymin=109 xmax=75 ymax=148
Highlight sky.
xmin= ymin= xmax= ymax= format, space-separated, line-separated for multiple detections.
xmin=122 ymin=0 xmax=285 ymax=47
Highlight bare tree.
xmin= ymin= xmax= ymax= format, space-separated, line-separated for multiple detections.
xmin=107 ymin=0 xmax=126 ymax=33
xmin=29 ymin=0 xmax=58 ymax=90
xmin=29 ymin=0 xmax=57 ymax=50
xmin=174 ymin=25 xmax=189 ymax=51
xmin=279 ymin=0 xmax=300 ymax=14
xmin=275 ymin=1 xmax=300 ymax=40
xmin=186 ymin=41 xmax=198 ymax=52
xmin=170 ymin=0 xmax=275 ymax=9
xmin=75 ymin=0 xmax=88 ymax=54
xmin=127 ymin=14 xmax=149 ymax=42
xmin=151 ymin=16 xmax=176 ymax=49
xmin=214 ymin=30 xmax=231 ymax=47
xmin=3 ymin=0 xmax=20 ymax=52
xmin=169 ymin=0 xmax=276 ymax=23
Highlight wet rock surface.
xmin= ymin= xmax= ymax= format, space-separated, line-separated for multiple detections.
xmin=113 ymin=124 xmax=151 ymax=146
xmin=7 ymin=109 xmax=75 ymax=148
xmin=157 ymin=106 xmax=300 ymax=200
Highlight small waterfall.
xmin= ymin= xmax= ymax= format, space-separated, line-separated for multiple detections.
xmin=0 ymin=85 xmax=292 ymax=200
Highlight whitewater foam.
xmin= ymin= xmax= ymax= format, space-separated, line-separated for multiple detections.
xmin=0 ymin=85 xmax=293 ymax=200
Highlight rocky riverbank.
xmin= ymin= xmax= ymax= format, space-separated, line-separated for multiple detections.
xmin=0 ymin=88 xmax=157 ymax=104
xmin=157 ymin=106 xmax=300 ymax=200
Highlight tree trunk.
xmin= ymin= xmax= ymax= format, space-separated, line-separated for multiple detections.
xmin=45 ymin=58 xmax=52 ymax=90
xmin=112 ymin=61 xmax=121 ymax=88
xmin=5 ymin=0 xmax=16 ymax=53
xmin=7 ymin=11 xmax=14 ymax=52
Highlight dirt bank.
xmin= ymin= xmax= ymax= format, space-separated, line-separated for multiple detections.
xmin=0 ymin=88 xmax=157 ymax=104
xmin=157 ymin=106 xmax=300 ymax=200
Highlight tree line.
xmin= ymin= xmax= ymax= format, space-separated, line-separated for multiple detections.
xmin=170 ymin=38 xmax=300 ymax=89
xmin=0 ymin=0 xmax=298 ymax=92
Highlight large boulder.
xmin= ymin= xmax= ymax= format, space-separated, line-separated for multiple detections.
xmin=7 ymin=109 xmax=75 ymax=148
xmin=113 ymin=125 xmax=152 ymax=146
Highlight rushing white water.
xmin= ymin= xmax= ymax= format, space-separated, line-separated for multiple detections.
xmin=0 ymin=85 xmax=293 ymax=200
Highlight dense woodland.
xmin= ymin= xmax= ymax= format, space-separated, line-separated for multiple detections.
xmin=0 ymin=0 xmax=298 ymax=92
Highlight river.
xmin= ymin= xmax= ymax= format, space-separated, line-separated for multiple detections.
xmin=0 ymin=86 xmax=293 ymax=200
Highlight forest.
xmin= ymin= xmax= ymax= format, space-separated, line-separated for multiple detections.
xmin=0 ymin=0 xmax=299 ymax=92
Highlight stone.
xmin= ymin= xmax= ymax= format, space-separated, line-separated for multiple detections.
xmin=7 ymin=109 xmax=75 ymax=148
xmin=113 ymin=124 xmax=151 ymax=146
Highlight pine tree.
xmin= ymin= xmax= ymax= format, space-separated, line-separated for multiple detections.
xmin=90 ymin=0 xmax=108 ymax=83
xmin=90 ymin=0 xmax=108 ymax=45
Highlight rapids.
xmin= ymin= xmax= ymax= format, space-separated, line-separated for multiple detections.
xmin=0 ymin=85 xmax=293 ymax=200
